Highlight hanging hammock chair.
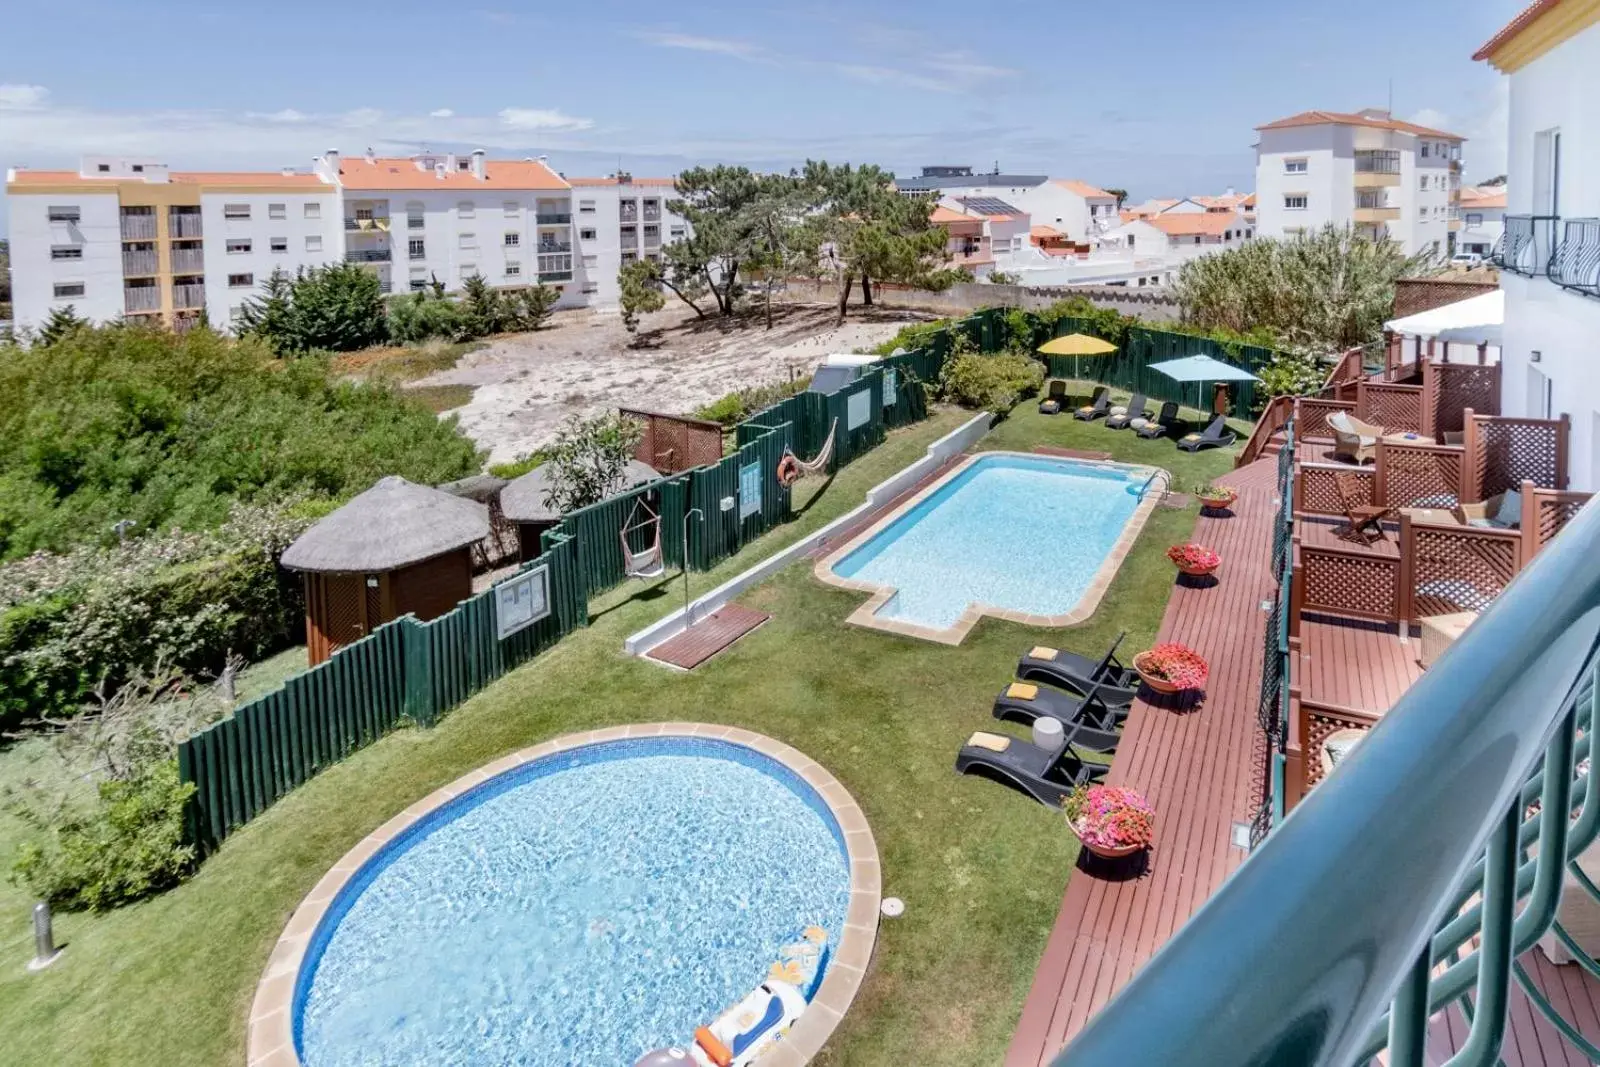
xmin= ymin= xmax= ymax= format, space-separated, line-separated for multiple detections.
xmin=620 ymin=495 xmax=665 ymax=579
xmin=778 ymin=419 xmax=839 ymax=485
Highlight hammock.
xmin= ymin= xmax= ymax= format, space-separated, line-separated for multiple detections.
xmin=620 ymin=495 xmax=665 ymax=579
xmin=790 ymin=419 xmax=838 ymax=477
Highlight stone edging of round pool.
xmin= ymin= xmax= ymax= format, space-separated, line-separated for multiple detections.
xmin=246 ymin=723 xmax=882 ymax=1067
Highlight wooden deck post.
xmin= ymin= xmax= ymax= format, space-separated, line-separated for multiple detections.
xmin=1374 ymin=440 xmax=1389 ymax=507
xmin=1421 ymin=359 xmax=1438 ymax=442
xmin=1558 ymin=412 xmax=1571 ymax=489
xmin=1462 ymin=408 xmax=1479 ymax=503
xmin=1289 ymin=542 xmax=1304 ymax=638
xmin=1397 ymin=512 xmax=1415 ymax=628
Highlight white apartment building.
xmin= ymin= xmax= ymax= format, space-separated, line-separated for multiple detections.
xmin=1457 ymin=184 xmax=1507 ymax=257
xmin=1253 ymin=109 xmax=1464 ymax=257
xmin=1475 ymin=0 xmax=1600 ymax=491
xmin=895 ymin=166 xmax=1119 ymax=241
xmin=5 ymin=151 xmax=689 ymax=332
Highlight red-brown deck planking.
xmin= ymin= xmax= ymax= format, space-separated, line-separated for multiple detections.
xmin=1006 ymin=455 xmax=1281 ymax=1066
xmin=1297 ymin=616 xmax=1422 ymax=713
xmin=645 ymin=604 xmax=770 ymax=670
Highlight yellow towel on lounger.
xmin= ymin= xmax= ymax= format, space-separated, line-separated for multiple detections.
xmin=1181 ymin=433 xmax=1200 ymax=442
xmin=968 ymin=732 xmax=1011 ymax=752
xmin=1006 ymin=682 xmax=1039 ymax=700
xmin=1109 ymin=405 xmax=1128 ymax=417
xmin=1029 ymin=645 xmax=1058 ymax=660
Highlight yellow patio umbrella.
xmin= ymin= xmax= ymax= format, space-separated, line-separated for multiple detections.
xmin=1037 ymin=333 xmax=1117 ymax=386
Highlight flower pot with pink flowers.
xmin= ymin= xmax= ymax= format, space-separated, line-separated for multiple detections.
xmin=1064 ymin=784 xmax=1156 ymax=859
xmin=1167 ymin=543 xmax=1221 ymax=578
xmin=1132 ymin=642 xmax=1210 ymax=694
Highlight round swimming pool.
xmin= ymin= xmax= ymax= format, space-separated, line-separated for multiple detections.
xmin=291 ymin=736 xmax=853 ymax=1067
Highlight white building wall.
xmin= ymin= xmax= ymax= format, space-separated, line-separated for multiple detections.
xmin=1256 ymin=128 xmax=1342 ymax=239
xmin=1458 ymin=204 xmax=1504 ymax=256
xmin=570 ymin=182 xmax=684 ymax=308
xmin=1497 ymin=21 xmax=1600 ymax=491
xmin=7 ymin=190 xmax=123 ymax=329
xmin=199 ymin=190 xmax=340 ymax=325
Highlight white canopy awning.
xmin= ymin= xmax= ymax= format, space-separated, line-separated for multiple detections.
xmin=1384 ymin=289 xmax=1503 ymax=346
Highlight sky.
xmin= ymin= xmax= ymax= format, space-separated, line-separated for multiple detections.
xmin=0 ymin=0 xmax=1525 ymax=236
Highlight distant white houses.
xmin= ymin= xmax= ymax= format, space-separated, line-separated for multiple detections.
xmin=1456 ymin=185 xmax=1507 ymax=257
xmin=894 ymin=166 xmax=1119 ymax=243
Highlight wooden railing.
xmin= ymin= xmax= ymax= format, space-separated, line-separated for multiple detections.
xmin=1292 ymin=462 xmax=1370 ymax=516
xmin=1372 ymin=439 xmax=1465 ymax=509
xmin=1289 ymin=536 xmax=1401 ymax=632
xmin=1528 ymin=483 xmax=1594 ymax=556
xmin=1462 ymin=408 xmax=1571 ymax=500
xmin=1235 ymin=394 xmax=1294 ymax=468
xmin=1356 ymin=379 xmax=1425 ymax=434
xmin=1285 ymin=694 xmax=1382 ymax=804
xmin=1294 ymin=397 xmax=1357 ymax=440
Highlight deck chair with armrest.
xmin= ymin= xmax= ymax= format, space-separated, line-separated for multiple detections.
xmin=1073 ymin=386 xmax=1111 ymax=421
xmin=1105 ymin=392 xmax=1153 ymax=430
xmin=1334 ymin=471 xmax=1394 ymax=544
xmin=1328 ymin=411 xmax=1384 ymax=465
xmin=1016 ymin=632 xmax=1140 ymax=706
xmin=954 ymin=724 xmax=1107 ymax=808
xmin=1176 ymin=414 xmax=1238 ymax=452
xmin=991 ymin=681 xmax=1124 ymax=750
xmin=1134 ymin=400 xmax=1180 ymax=439
xmin=1457 ymin=487 xmax=1523 ymax=530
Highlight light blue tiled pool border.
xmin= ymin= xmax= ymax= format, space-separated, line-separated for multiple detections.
xmin=814 ymin=451 xmax=1166 ymax=644
xmin=248 ymin=724 xmax=881 ymax=1067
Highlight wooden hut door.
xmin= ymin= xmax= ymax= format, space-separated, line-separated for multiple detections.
xmin=324 ymin=573 xmax=369 ymax=650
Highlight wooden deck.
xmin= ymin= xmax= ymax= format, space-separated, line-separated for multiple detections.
xmin=1006 ymin=456 xmax=1281 ymax=1065
xmin=1298 ymin=513 xmax=1401 ymax=556
xmin=1297 ymin=615 xmax=1422 ymax=714
xmin=644 ymin=604 xmax=770 ymax=670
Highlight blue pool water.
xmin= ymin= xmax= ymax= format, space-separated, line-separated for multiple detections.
xmin=833 ymin=453 xmax=1146 ymax=630
xmin=294 ymin=738 xmax=851 ymax=1067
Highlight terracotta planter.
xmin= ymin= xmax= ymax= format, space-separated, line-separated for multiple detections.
xmin=1198 ymin=492 xmax=1236 ymax=511
xmin=1069 ymin=820 xmax=1146 ymax=859
xmin=1133 ymin=651 xmax=1182 ymax=694
xmin=1175 ymin=560 xmax=1219 ymax=578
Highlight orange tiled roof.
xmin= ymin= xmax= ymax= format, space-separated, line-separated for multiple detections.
xmin=566 ymin=176 xmax=677 ymax=187
xmin=930 ymin=205 xmax=974 ymax=224
xmin=8 ymin=168 xmax=326 ymax=188
xmin=1145 ymin=213 xmax=1239 ymax=237
xmin=338 ymin=157 xmax=568 ymax=190
xmin=1256 ymin=109 xmax=1464 ymax=141
xmin=1054 ymin=179 xmax=1115 ymax=199
xmin=1030 ymin=224 xmax=1063 ymax=238
xmin=1473 ymin=0 xmax=1564 ymax=60
xmin=1459 ymin=187 xmax=1508 ymax=208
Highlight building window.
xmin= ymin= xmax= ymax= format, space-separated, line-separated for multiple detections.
xmin=670 ymin=225 xmax=686 ymax=238
xmin=270 ymin=237 xmax=288 ymax=253
xmin=505 ymin=261 xmax=522 ymax=277
xmin=1420 ymin=176 xmax=1429 ymax=191
xmin=409 ymin=238 xmax=426 ymax=260
xmin=621 ymin=251 xmax=637 ymax=265
xmin=582 ymin=254 xmax=599 ymax=268
xmin=409 ymin=273 xmax=429 ymax=292
xmin=459 ymin=232 xmax=476 ymax=249
xmin=228 ymin=273 xmax=254 ymax=288
xmin=1421 ymin=142 xmax=1430 ymax=158
xmin=1284 ymin=158 xmax=1307 ymax=174
xmin=504 ymin=232 xmax=520 ymax=247
xmin=97 ymin=163 xmax=110 ymax=172
xmin=1283 ymin=195 xmax=1307 ymax=210
xmin=503 ymin=201 xmax=519 ymax=215
xmin=458 ymin=201 xmax=476 ymax=218
xmin=1225 ymin=230 xmax=1232 ymax=240
xmin=226 ymin=238 xmax=252 ymax=254
xmin=304 ymin=203 xmax=321 ymax=219
xmin=47 ymin=205 xmax=80 ymax=223
xmin=1466 ymin=213 xmax=1483 ymax=226
xmin=53 ymin=282 xmax=85 ymax=299
xmin=305 ymin=235 xmax=323 ymax=252
xmin=407 ymin=202 xmax=425 ymax=228
xmin=579 ymin=228 xmax=597 ymax=241
xmin=457 ymin=157 xmax=472 ymax=171
xmin=1194 ymin=235 xmax=1203 ymax=245
xmin=224 ymin=203 xmax=250 ymax=220
xmin=1247 ymin=228 xmax=1253 ymax=238
xmin=581 ymin=282 xmax=599 ymax=294
xmin=50 ymin=245 xmax=83 ymax=260
xmin=579 ymin=199 xmax=596 ymax=213
xmin=459 ymin=263 xmax=477 ymax=278
xmin=268 ymin=203 xmax=286 ymax=220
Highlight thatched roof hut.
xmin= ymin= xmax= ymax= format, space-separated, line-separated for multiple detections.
xmin=282 ymin=476 xmax=491 ymax=665
xmin=500 ymin=461 xmax=660 ymax=524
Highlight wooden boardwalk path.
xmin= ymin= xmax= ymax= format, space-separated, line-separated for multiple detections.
xmin=645 ymin=604 xmax=770 ymax=670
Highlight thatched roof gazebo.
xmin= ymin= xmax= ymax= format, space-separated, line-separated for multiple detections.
xmin=500 ymin=460 xmax=659 ymax=561
xmin=282 ymin=476 xmax=490 ymax=665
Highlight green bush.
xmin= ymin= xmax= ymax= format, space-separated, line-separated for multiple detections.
xmin=940 ymin=350 xmax=1044 ymax=415
xmin=385 ymin=291 xmax=472 ymax=344
xmin=1256 ymin=350 xmax=1328 ymax=400
xmin=236 ymin=264 xmax=389 ymax=353
xmin=691 ymin=376 xmax=812 ymax=427
xmin=10 ymin=760 xmax=196 ymax=912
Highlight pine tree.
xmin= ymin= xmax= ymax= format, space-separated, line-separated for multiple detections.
xmin=36 ymin=304 xmax=88 ymax=346
xmin=618 ymin=260 xmax=666 ymax=341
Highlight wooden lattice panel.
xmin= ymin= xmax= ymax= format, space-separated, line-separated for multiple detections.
xmin=1382 ymin=444 xmax=1461 ymax=509
xmin=1433 ymin=364 xmax=1500 ymax=433
xmin=621 ymin=409 xmax=724 ymax=475
xmin=1301 ymin=548 xmax=1399 ymax=621
xmin=1299 ymin=464 xmax=1368 ymax=515
xmin=1532 ymin=492 xmax=1592 ymax=552
xmin=1410 ymin=527 xmax=1520 ymax=618
xmin=1363 ymin=384 xmax=1424 ymax=433
xmin=1296 ymin=399 xmax=1356 ymax=440
xmin=1474 ymin=416 xmax=1563 ymax=497
xmin=1302 ymin=706 xmax=1376 ymax=788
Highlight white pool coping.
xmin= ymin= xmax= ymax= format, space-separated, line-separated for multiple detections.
xmin=813 ymin=451 xmax=1166 ymax=645
xmin=247 ymin=725 xmax=880 ymax=1067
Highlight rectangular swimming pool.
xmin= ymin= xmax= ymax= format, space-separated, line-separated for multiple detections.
xmin=816 ymin=452 xmax=1162 ymax=643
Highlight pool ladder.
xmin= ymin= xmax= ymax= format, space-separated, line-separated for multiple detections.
xmin=1136 ymin=469 xmax=1172 ymax=503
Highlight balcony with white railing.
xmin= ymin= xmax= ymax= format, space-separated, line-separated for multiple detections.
xmin=619 ymin=202 xmax=638 ymax=223
xmin=620 ymin=228 xmax=638 ymax=250
xmin=537 ymin=253 xmax=573 ymax=281
xmin=536 ymin=211 xmax=572 ymax=225
xmin=642 ymin=202 xmax=662 ymax=222
xmin=536 ymin=240 xmax=572 ymax=254
xmin=345 ymin=248 xmax=391 ymax=263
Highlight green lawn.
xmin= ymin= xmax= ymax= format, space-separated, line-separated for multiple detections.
xmin=0 ymin=401 xmax=1241 ymax=1067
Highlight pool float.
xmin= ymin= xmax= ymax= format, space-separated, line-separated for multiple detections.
xmin=635 ymin=927 xmax=829 ymax=1067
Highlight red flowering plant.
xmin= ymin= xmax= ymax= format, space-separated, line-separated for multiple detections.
xmin=1135 ymin=642 xmax=1210 ymax=689
xmin=1166 ymin=543 xmax=1221 ymax=571
xmin=1064 ymin=784 xmax=1156 ymax=852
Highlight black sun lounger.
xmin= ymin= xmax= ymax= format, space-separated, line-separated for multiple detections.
xmin=1105 ymin=392 xmax=1152 ymax=430
xmin=1015 ymin=632 xmax=1139 ymax=706
xmin=991 ymin=681 xmax=1122 ymax=749
xmin=1177 ymin=413 xmax=1239 ymax=452
xmin=1072 ymin=386 xmax=1110 ymax=421
xmin=1135 ymin=400 xmax=1180 ymax=439
xmin=954 ymin=726 xmax=1106 ymax=807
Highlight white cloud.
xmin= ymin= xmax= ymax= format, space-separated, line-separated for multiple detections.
xmin=922 ymin=52 xmax=1018 ymax=85
xmin=636 ymin=31 xmax=767 ymax=60
xmin=498 ymin=108 xmax=594 ymax=132
xmin=339 ymin=107 xmax=385 ymax=128
xmin=249 ymin=108 xmax=308 ymax=124
xmin=827 ymin=63 xmax=946 ymax=93
xmin=0 ymin=84 xmax=49 ymax=110
xmin=430 ymin=108 xmax=455 ymax=119
xmin=1407 ymin=77 xmax=1508 ymax=182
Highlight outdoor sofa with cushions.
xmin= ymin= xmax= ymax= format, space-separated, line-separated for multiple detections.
xmin=1327 ymin=411 xmax=1384 ymax=465
xmin=1458 ymin=488 xmax=1522 ymax=530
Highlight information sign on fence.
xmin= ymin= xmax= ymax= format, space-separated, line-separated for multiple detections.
xmin=882 ymin=368 xmax=897 ymax=407
xmin=495 ymin=564 xmax=551 ymax=639
xmin=847 ymin=389 xmax=871 ymax=429
xmin=739 ymin=461 xmax=762 ymax=518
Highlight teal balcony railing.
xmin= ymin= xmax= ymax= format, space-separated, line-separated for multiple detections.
xmin=1055 ymin=487 xmax=1600 ymax=1066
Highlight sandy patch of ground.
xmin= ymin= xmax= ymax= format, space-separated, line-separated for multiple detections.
xmin=408 ymin=302 xmax=931 ymax=464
